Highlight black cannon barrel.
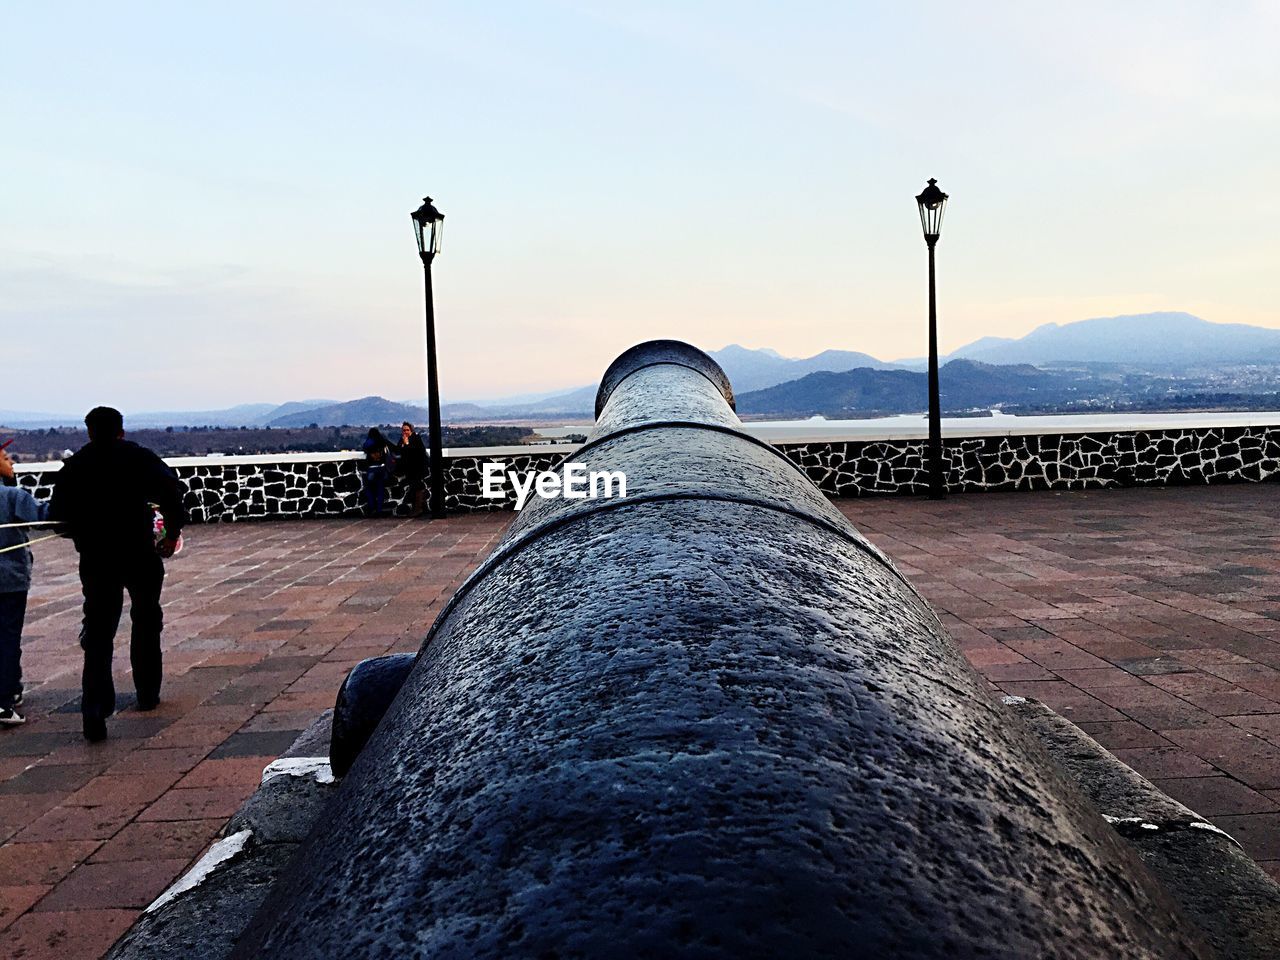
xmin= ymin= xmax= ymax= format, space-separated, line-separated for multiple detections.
xmin=237 ymin=341 xmax=1209 ymax=959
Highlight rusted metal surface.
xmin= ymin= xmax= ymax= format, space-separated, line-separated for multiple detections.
xmin=237 ymin=340 xmax=1211 ymax=959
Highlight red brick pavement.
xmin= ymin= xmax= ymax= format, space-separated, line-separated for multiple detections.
xmin=0 ymin=514 xmax=509 ymax=958
xmin=4 ymin=485 xmax=1280 ymax=956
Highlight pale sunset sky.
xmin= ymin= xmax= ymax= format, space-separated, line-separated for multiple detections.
xmin=3 ymin=2 xmax=1278 ymax=409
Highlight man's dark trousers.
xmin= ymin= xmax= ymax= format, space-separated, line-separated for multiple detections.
xmin=0 ymin=592 xmax=27 ymax=705
xmin=79 ymin=548 xmax=164 ymax=720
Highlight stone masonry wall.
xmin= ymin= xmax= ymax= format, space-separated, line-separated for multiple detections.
xmin=16 ymin=452 xmax=568 ymax=522
xmin=15 ymin=425 xmax=1280 ymax=521
xmin=780 ymin=425 xmax=1280 ymax=496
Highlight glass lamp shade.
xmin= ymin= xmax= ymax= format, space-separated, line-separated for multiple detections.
xmin=915 ymin=178 xmax=948 ymax=241
xmin=411 ymin=196 xmax=445 ymax=258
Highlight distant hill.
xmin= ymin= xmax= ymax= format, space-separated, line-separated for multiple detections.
xmin=268 ymin=396 xmax=427 ymax=428
xmin=0 ymin=403 xmax=301 ymax=430
xmin=946 ymin=312 xmax=1280 ymax=368
xmin=711 ymin=344 xmax=899 ymax=393
xmin=0 ymin=409 xmax=85 ymax=429
xmin=736 ymin=360 xmax=1092 ymax=417
xmin=412 ymin=385 xmax=597 ymax=420
xmin=439 ymin=401 xmax=496 ymax=420
xmin=121 ymin=403 xmax=278 ymax=428
xmin=504 ymin=384 xmax=597 ymax=415
xmin=256 ymin=400 xmax=339 ymax=425
xmin=106 ymin=400 xmax=336 ymax=429
xmin=739 ymin=368 xmax=923 ymax=416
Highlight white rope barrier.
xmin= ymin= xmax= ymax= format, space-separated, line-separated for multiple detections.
xmin=0 ymin=533 xmax=60 ymax=554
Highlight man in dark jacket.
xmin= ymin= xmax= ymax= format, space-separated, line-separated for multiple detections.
xmin=49 ymin=407 xmax=185 ymax=742
xmin=395 ymin=421 xmax=429 ymax=517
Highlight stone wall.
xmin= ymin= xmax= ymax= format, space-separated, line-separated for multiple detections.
xmin=15 ymin=451 xmax=569 ymax=522
xmin=16 ymin=425 xmax=1280 ymax=521
xmin=781 ymin=425 xmax=1280 ymax=496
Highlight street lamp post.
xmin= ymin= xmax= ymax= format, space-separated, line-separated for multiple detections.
xmin=411 ymin=196 xmax=447 ymax=519
xmin=915 ymin=178 xmax=949 ymax=500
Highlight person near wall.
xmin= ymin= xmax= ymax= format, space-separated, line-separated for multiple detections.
xmin=395 ymin=421 xmax=429 ymax=517
xmin=0 ymin=446 xmax=48 ymax=726
xmin=48 ymin=407 xmax=185 ymax=742
xmin=362 ymin=428 xmax=394 ymax=517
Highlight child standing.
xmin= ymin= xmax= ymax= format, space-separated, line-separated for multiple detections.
xmin=0 ymin=446 xmax=47 ymax=725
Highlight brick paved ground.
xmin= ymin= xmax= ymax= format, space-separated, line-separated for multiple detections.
xmin=3 ymin=485 xmax=1279 ymax=956
xmin=0 ymin=515 xmax=508 ymax=958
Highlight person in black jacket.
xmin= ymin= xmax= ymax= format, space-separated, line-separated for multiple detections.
xmin=49 ymin=407 xmax=185 ymax=742
xmin=394 ymin=421 xmax=429 ymax=517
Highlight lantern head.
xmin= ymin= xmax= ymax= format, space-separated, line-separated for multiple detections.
xmin=915 ymin=178 xmax=948 ymax=244
xmin=411 ymin=196 xmax=445 ymax=261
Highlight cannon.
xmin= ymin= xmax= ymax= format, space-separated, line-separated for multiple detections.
xmin=235 ymin=341 xmax=1209 ymax=958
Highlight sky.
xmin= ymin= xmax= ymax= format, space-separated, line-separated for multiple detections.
xmin=3 ymin=1 xmax=1278 ymax=410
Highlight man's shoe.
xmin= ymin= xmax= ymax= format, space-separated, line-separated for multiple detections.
xmin=136 ymin=694 xmax=159 ymax=711
xmin=0 ymin=706 xmax=24 ymax=727
xmin=83 ymin=716 xmax=108 ymax=742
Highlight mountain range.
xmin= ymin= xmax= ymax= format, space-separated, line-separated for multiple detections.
xmin=945 ymin=312 xmax=1280 ymax=367
xmin=710 ymin=344 xmax=898 ymax=392
xmin=427 ymin=346 xmax=897 ymax=418
xmin=6 ymin=313 xmax=1278 ymax=428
